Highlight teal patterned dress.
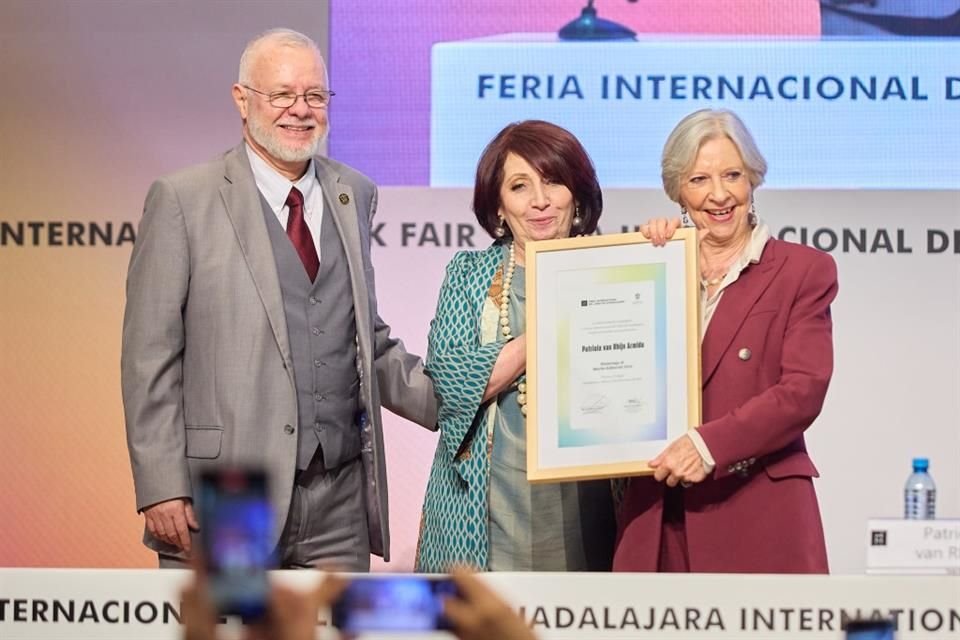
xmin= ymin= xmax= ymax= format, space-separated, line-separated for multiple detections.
xmin=415 ymin=242 xmax=615 ymax=572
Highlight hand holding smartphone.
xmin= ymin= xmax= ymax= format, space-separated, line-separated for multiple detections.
xmin=197 ymin=468 xmax=275 ymax=620
xmin=331 ymin=575 xmax=458 ymax=633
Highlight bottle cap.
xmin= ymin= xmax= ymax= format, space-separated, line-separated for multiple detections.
xmin=912 ymin=457 xmax=929 ymax=472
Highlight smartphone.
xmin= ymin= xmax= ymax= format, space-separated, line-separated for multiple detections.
xmin=197 ymin=468 xmax=275 ymax=620
xmin=845 ymin=619 xmax=896 ymax=640
xmin=331 ymin=575 xmax=459 ymax=633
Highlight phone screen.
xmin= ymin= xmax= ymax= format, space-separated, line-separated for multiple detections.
xmin=198 ymin=469 xmax=274 ymax=620
xmin=331 ymin=575 xmax=458 ymax=633
xmin=846 ymin=620 xmax=896 ymax=640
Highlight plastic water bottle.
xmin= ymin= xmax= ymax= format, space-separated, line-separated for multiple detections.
xmin=904 ymin=457 xmax=936 ymax=520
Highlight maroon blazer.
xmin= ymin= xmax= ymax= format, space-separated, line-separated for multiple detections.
xmin=614 ymin=238 xmax=837 ymax=573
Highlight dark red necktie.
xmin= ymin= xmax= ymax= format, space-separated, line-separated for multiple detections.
xmin=285 ymin=187 xmax=319 ymax=281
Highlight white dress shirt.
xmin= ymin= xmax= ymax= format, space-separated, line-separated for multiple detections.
xmin=686 ymin=221 xmax=772 ymax=473
xmin=245 ymin=144 xmax=325 ymax=263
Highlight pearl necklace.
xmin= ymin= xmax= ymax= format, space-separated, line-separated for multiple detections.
xmin=499 ymin=242 xmax=527 ymax=416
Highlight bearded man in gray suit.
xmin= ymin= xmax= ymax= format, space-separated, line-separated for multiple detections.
xmin=121 ymin=28 xmax=437 ymax=570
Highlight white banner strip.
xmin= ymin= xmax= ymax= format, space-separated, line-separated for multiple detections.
xmin=2 ymin=569 xmax=959 ymax=639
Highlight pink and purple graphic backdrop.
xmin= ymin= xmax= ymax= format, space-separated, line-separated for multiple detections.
xmin=329 ymin=1 xmax=821 ymax=185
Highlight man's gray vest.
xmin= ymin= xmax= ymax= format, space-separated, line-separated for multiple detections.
xmin=263 ymin=195 xmax=361 ymax=470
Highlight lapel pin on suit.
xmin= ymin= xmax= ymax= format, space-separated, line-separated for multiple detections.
xmin=738 ymin=347 xmax=752 ymax=361
xmin=339 ymin=193 xmax=350 ymax=205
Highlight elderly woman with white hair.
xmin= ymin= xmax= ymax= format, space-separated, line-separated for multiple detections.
xmin=615 ymin=109 xmax=837 ymax=573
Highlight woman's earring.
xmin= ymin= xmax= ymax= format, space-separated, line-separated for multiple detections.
xmin=749 ymin=201 xmax=758 ymax=226
xmin=494 ymin=216 xmax=506 ymax=238
xmin=680 ymin=206 xmax=691 ymax=227
xmin=572 ymin=205 xmax=583 ymax=229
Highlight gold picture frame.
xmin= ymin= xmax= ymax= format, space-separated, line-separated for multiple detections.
xmin=525 ymin=229 xmax=702 ymax=482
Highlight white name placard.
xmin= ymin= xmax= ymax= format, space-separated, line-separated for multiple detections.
xmin=867 ymin=518 xmax=960 ymax=575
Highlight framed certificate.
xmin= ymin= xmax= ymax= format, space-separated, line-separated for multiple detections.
xmin=525 ymin=229 xmax=701 ymax=482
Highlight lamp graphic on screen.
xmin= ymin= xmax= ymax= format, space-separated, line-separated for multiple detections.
xmin=558 ymin=0 xmax=638 ymax=40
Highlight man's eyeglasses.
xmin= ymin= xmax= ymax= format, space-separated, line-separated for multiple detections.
xmin=242 ymin=85 xmax=335 ymax=109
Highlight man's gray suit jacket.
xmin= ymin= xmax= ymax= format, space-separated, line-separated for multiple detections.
xmin=121 ymin=143 xmax=437 ymax=560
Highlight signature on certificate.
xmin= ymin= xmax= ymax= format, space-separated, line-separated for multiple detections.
xmin=579 ymin=394 xmax=609 ymax=414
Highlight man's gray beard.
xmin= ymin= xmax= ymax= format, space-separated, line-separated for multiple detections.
xmin=248 ymin=117 xmax=326 ymax=163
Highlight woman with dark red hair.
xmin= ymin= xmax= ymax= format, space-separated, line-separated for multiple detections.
xmin=415 ymin=120 xmax=616 ymax=572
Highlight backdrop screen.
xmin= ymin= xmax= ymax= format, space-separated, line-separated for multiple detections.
xmin=329 ymin=0 xmax=960 ymax=188
xmin=326 ymin=1 xmax=960 ymax=573
xmin=1 ymin=0 xmax=957 ymax=575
